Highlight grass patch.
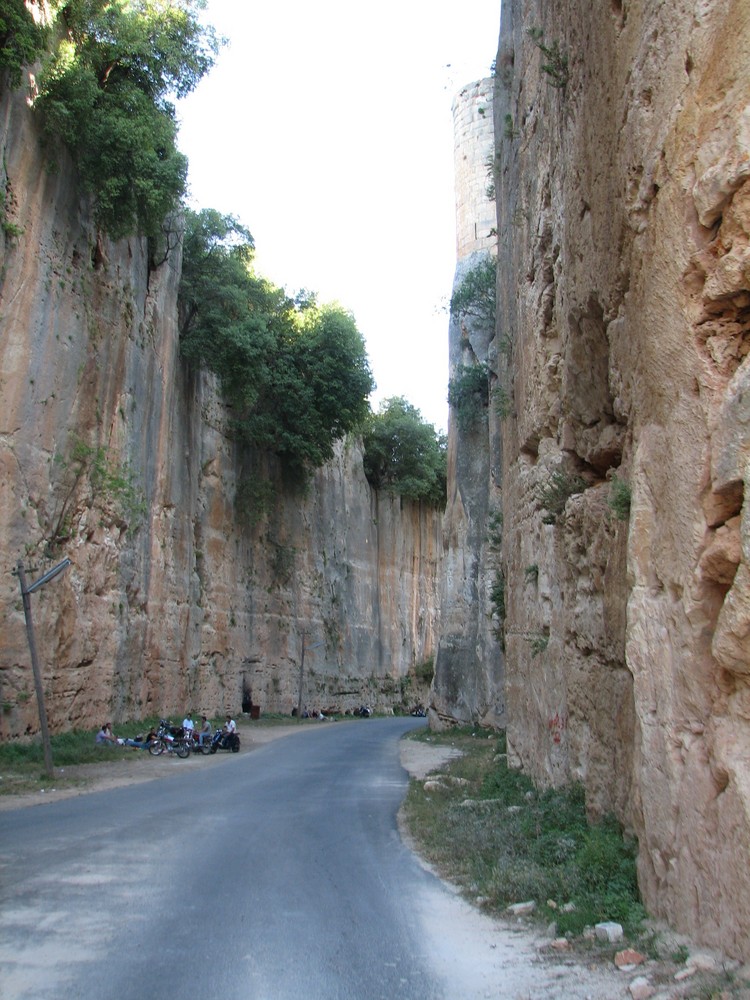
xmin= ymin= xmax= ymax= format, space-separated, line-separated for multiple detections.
xmin=401 ymin=727 xmax=646 ymax=939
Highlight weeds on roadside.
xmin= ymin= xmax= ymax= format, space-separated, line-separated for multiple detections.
xmin=402 ymin=727 xmax=645 ymax=938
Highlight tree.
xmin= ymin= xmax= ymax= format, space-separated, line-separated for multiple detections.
xmin=449 ymin=256 xmax=497 ymax=327
xmin=179 ymin=208 xmax=375 ymax=481
xmin=34 ymin=0 xmax=221 ymax=239
xmin=362 ymin=397 xmax=447 ymax=506
xmin=0 ymin=0 xmax=46 ymax=88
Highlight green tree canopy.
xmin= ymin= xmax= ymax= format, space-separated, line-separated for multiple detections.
xmin=179 ymin=208 xmax=375 ymax=482
xmin=33 ymin=0 xmax=221 ymax=239
xmin=0 ymin=0 xmax=46 ymax=88
xmin=362 ymin=397 xmax=446 ymax=506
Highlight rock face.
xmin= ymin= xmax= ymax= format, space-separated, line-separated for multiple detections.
xmin=453 ymin=0 xmax=750 ymax=963
xmin=432 ymin=79 xmax=506 ymax=728
xmin=0 ymin=85 xmax=440 ymax=735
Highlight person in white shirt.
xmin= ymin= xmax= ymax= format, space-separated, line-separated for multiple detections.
xmin=223 ymin=714 xmax=236 ymax=735
xmin=182 ymin=712 xmax=195 ymax=733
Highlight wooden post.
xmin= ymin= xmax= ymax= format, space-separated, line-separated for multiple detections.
xmin=16 ymin=562 xmax=54 ymax=778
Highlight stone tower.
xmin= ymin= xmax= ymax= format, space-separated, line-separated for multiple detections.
xmin=452 ymin=78 xmax=496 ymax=259
xmin=431 ymin=77 xmax=504 ymax=728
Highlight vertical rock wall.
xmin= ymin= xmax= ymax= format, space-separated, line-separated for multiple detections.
xmin=432 ymin=78 xmax=505 ymax=727
xmin=0 ymin=85 xmax=441 ymax=735
xmin=490 ymin=0 xmax=750 ymax=960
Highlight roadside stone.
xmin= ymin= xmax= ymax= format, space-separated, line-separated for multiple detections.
xmin=628 ymin=976 xmax=655 ymax=1000
xmin=674 ymin=966 xmax=697 ymax=981
xmin=423 ymin=779 xmax=447 ymax=792
xmin=507 ymin=900 xmax=536 ymax=916
xmin=615 ymin=949 xmax=646 ymax=969
xmin=687 ymin=951 xmax=718 ymax=971
xmin=595 ymin=921 xmax=624 ymax=943
xmin=550 ymin=937 xmax=570 ymax=950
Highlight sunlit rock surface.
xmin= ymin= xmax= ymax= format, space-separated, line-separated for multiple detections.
xmin=0 ymin=86 xmax=440 ymax=733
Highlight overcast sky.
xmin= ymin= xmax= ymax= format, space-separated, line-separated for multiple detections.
xmin=177 ymin=0 xmax=500 ymax=432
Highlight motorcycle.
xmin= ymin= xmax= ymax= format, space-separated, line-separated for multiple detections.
xmin=410 ymin=705 xmax=427 ymax=717
xmin=148 ymin=719 xmax=191 ymax=758
xmin=188 ymin=728 xmax=214 ymax=755
xmin=354 ymin=705 xmax=372 ymax=717
xmin=209 ymin=728 xmax=240 ymax=753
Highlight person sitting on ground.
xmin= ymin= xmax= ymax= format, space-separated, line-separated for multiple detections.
xmin=122 ymin=728 xmax=157 ymax=749
xmin=198 ymin=714 xmax=212 ymax=746
xmin=95 ymin=722 xmax=118 ymax=746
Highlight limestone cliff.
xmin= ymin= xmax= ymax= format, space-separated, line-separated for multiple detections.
xmin=432 ymin=79 xmax=506 ymax=728
xmin=437 ymin=0 xmax=750 ymax=962
xmin=0 ymin=84 xmax=440 ymax=736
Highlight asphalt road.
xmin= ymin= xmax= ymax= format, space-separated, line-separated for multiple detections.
xmin=0 ymin=717 xmax=460 ymax=1000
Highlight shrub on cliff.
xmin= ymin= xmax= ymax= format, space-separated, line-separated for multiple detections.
xmin=447 ymin=361 xmax=491 ymax=430
xmin=449 ymin=256 xmax=497 ymax=327
xmin=179 ymin=208 xmax=374 ymax=481
xmin=361 ymin=397 xmax=446 ymax=506
xmin=33 ymin=0 xmax=221 ymax=239
xmin=0 ymin=0 xmax=46 ymax=88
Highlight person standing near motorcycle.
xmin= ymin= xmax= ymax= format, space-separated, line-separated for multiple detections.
xmin=182 ymin=712 xmax=195 ymax=735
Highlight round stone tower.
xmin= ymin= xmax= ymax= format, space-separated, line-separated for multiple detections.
xmin=452 ymin=78 xmax=496 ymax=260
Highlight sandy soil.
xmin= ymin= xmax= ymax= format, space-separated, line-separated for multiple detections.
xmin=1 ymin=724 xmax=741 ymax=999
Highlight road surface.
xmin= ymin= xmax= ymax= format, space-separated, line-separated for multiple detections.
xmin=0 ymin=718 xmax=460 ymax=1000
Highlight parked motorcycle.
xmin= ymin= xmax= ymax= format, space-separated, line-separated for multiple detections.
xmin=209 ymin=728 xmax=240 ymax=753
xmin=148 ymin=719 xmax=191 ymax=758
xmin=188 ymin=729 xmax=213 ymax=755
xmin=354 ymin=705 xmax=372 ymax=717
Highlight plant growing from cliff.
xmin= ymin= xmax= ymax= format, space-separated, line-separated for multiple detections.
xmin=493 ymin=385 xmax=512 ymax=419
xmin=33 ymin=1 xmax=221 ymax=240
xmin=449 ymin=256 xmax=497 ymax=327
xmin=488 ymin=509 xmax=503 ymax=551
xmin=489 ymin=569 xmax=506 ymax=646
xmin=179 ymin=208 xmax=374 ymax=483
xmin=414 ymin=656 xmax=434 ymax=685
xmin=447 ymin=362 xmax=491 ymax=431
xmin=608 ymin=474 xmax=631 ymax=522
xmin=527 ymin=629 xmax=549 ymax=657
xmin=527 ymin=27 xmax=569 ymax=91
xmin=361 ymin=397 xmax=446 ymax=506
xmin=537 ymin=469 xmax=586 ymax=524
xmin=524 ymin=563 xmax=539 ymax=584
xmin=0 ymin=0 xmax=46 ymax=88
xmin=43 ymin=435 xmax=146 ymax=553
xmin=235 ymin=476 xmax=275 ymax=528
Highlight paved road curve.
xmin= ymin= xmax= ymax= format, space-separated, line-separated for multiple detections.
xmin=0 ymin=717 xmax=460 ymax=1000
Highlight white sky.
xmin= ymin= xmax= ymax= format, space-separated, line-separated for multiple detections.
xmin=177 ymin=0 xmax=500 ymax=433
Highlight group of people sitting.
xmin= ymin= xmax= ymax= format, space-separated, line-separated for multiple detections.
xmin=95 ymin=713 xmax=237 ymax=749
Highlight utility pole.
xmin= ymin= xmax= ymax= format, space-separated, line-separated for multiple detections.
xmin=15 ymin=558 xmax=71 ymax=779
